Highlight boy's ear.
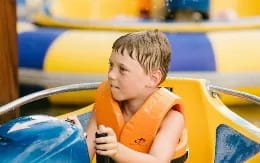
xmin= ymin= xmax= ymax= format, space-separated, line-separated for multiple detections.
xmin=148 ymin=70 xmax=162 ymax=88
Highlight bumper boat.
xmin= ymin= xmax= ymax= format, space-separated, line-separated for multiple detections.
xmin=0 ymin=78 xmax=259 ymax=162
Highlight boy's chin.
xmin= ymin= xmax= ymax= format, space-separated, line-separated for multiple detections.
xmin=111 ymin=94 xmax=124 ymax=102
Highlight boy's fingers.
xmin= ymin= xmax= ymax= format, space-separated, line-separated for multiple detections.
xmin=67 ymin=115 xmax=78 ymax=122
xmin=96 ymin=136 xmax=116 ymax=144
xmin=67 ymin=115 xmax=76 ymax=119
xmin=98 ymin=125 xmax=106 ymax=133
xmin=97 ymin=126 xmax=115 ymax=136
xmin=66 ymin=115 xmax=83 ymax=130
xmin=96 ymin=149 xmax=117 ymax=156
xmin=105 ymin=127 xmax=115 ymax=136
xmin=96 ymin=143 xmax=117 ymax=151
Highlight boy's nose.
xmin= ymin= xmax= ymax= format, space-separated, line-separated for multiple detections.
xmin=108 ymin=69 xmax=117 ymax=80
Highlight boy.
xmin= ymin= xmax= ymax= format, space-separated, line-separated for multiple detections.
xmin=70 ymin=30 xmax=186 ymax=162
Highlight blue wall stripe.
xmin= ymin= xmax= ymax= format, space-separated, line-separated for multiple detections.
xmin=165 ymin=32 xmax=216 ymax=71
xmin=18 ymin=28 xmax=65 ymax=69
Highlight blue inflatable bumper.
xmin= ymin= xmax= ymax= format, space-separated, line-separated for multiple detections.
xmin=0 ymin=115 xmax=90 ymax=162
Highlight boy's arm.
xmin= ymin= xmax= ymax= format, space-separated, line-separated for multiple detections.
xmin=149 ymin=110 xmax=184 ymax=161
xmin=97 ymin=110 xmax=184 ymax=163
xmin=85 ymin=108 xmax=97 ymax=160
xmin=67 ymin=107 xmax=97 ymax=161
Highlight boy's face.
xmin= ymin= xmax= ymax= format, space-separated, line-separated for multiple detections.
xmin=108 ymin=49 xmax=151 ymax=102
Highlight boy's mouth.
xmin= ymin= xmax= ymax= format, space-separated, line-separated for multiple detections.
xmin=110 ymin=84 xmax=119 ymax=89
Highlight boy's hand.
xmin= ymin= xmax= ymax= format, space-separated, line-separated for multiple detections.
xmin=66 ymin=115 xmax=86 ymax=136
xmin=95 ymin=125 xmax=118 ymax=158
xmin=67 ymin=115 xmax=81 ymax=126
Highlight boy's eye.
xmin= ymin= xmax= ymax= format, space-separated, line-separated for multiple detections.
xmin=119 ymin=66 xmax=127 ymax=72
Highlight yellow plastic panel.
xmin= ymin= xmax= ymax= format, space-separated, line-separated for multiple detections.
xmin=50 ymin=0 xmax=90 ymax=19
xmin=211 ymin=0 xmax=260 ymax=17
xmin=229 ymin=104 xmax=260 ymax=128
xmin=98 ymin=0 xmax=139 ymax=19
xmin=161 ymin=79 xmax=213 ymax=162
xmin=49 ymin=90 xmax=96 ymax=105
xmin=236 ymin=0 xmax=260 ymax=17
xmin=58 ymin=104 xmax=94 ymax=120
xmin=208 ymin=30 xmax=260 ymax=72
xmin=246 ymin=153 xmax=260 ymax=163
xmin=47 ymin=0 xmax=139 ymax=20
xmin=163 ymin=78 xmax=259 ymax=162
xmin=221 ymin=87 xmax=260 ymax=106
xmin=210 ymin=0 xmax=237 ymax=14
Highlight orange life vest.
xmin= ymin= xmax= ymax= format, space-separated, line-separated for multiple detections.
xmin=95 ymin=80 xmax=188 ymax=159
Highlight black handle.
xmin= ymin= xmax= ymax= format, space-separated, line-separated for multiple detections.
xmin=96 ymin=132 xmax=114 ymax=163
xmin=96 ymin=132 xmax=108 ymax=139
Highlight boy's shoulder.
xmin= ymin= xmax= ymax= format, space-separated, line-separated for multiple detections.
xmin=158 ymin=87 xmax=180 ymax=99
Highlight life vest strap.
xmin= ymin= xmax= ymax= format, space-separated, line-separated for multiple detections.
xmin=171 ymin=151 xmax=189 ymax=163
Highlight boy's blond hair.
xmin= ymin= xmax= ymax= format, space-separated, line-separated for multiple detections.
xmin=112 ymin=30 xmax=171 ymax=83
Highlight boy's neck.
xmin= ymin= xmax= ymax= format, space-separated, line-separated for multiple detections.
xmin=122 ymin=100 xmax=144 ymax=116
xmin=121 ymin=88 xmax=158 ymax=118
